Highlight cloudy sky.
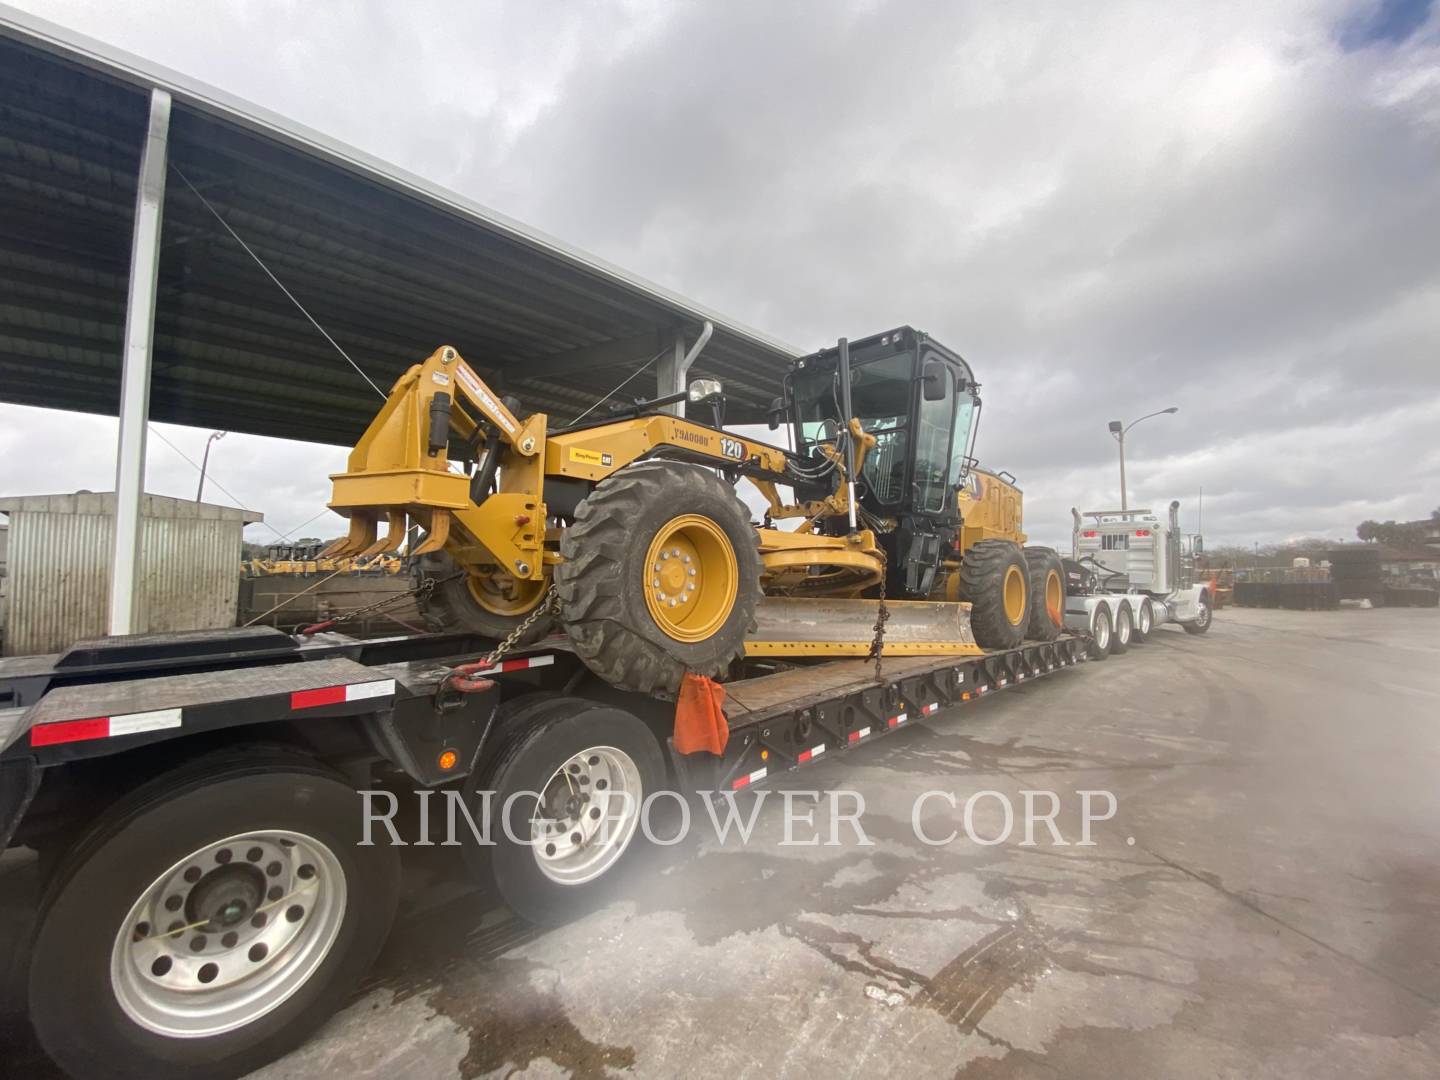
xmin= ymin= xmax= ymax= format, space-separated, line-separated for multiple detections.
xmin=2 ymin=0 xmax=1437 ymax=550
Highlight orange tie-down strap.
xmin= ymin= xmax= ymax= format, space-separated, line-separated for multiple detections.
xmin=674 ymin=673 xmax=729 ymax=756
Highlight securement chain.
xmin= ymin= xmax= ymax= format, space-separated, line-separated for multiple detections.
xmin=475 ymin=583 xmax=560 ymax=669
xmin=298 ymin=570 xmax=464 ymax=635
xmin=867 ymin=546 xmax=890 ymax=678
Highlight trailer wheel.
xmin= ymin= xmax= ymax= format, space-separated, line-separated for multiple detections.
xmin=1087 ymin=605 xmax=1113 ymax=661
xmin=1022 ymin=546 xmax=1066 ymax=641
xmin=483 ymin=698 xmax=665 ymax=925
xmin=1132 ymin=598 xmax=1154 ymax=643
xmin=28 ymin=758 xmax=400 ymax=1080
xmin=1111 ymin=602 xmax=1133 ymax=655
xmin=1183 ymin=590 xmax=1213 ymax=634
xmin=557 ymin=460 xmax=761 ymax=695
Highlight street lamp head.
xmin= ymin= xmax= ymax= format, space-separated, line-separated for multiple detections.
xmin=1162 ymin=407 xmax=1178 ymax=415
xmin=1107 ymin=420 xmax=1123 ymax=434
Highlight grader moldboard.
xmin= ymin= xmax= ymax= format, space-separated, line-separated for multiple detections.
xmin=325 ymin=326 xmax=1067 ymax=693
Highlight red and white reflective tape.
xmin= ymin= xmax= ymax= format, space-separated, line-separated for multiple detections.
xmin=921 ymin=702 xmax=940 ymax=716
xmin=732 ymin=767 xmax=767 ymax=790
xmin=887 ymin=711 xmax=908 ymax=729
xmin=797 ymin=744 xmax=826 ymax=764
xmin=30 ymin=706 xmax=181 ymax=748
xmin=976 ymin=685 xmax=988 ymax=695
xmin=467 ymin=654 xmax=555 ymax=677
xmin=847 ymin=726 xmax=872 ymax=744
xmin=291 ymin=678 xmax=396 ymax=711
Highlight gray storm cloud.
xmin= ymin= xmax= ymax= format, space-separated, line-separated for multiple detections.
xmin=2 ymin=0 xmax=1436 ymax=547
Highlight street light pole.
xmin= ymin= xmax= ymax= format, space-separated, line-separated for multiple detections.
xmin=196 ymin=430 xmax=227 ymax=502
xmin=1108 ymin=408 xmax=1177 ymax=511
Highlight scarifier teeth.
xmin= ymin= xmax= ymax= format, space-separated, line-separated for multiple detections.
xmin=412 ymin=510 xmax=451 ymax=555
xmin=361 ymin=511 xmax=407 ymax=557
xmin=324 ymin=514 xmax=377 ymax=558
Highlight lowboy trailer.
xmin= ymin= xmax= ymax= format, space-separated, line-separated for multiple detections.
xmin=1 ymin=623 xmax=1086 ymax=1078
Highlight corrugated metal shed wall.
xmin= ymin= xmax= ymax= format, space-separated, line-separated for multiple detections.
xmin=0 ymin=492 xmax=258 ymax=655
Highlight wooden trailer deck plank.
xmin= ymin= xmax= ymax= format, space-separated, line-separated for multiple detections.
xmin=723 ymin=656 xmax=944 ymax=720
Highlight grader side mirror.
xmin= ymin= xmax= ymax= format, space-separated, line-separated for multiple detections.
xmin=921 ymin=360 xmax=948 ymax=402
xmin=766 ymin=396 xmax=788 ymax=430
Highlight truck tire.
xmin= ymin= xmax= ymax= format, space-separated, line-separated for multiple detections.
xmin=1022 ymin=546 xmax=1066 ymax=641
xmin=1132 ymin=598 xmax=1155 ymax=644
xmin=1183 ymin=590 xmax=1212 ymax=634
xmin=1111 ymin=601 xmax=1133 ymax=655
xmin=28 ymin=756 xmax=400 ymax=1080
xmin=556 ymin=460 xmax=760 ymax=695
xmin=414 ymin=550 xmax=554 ymax=643
xmin=1087 ymin=604 xmax=1113 ymax=661
xmin=483 ymin=698 xmax=666 ymax=925
xmin=959 ymin=540 xmax=1030 ymax=650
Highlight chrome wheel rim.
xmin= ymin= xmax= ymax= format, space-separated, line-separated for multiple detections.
xmin=1117 ymin=608 xmax=1132 ymax=643
xmin=531 ymin=745 xmax=642 ymax=886
xmin=1094 ymin=612 xmax=1111 ymax=649
xmin=1196 ymin=600 xmax=1211 ymax=628
xmin=111 ymin=830 xmax=346 ymax=1038
xmin=1138 ymin=603 xmax=1153 ymax=634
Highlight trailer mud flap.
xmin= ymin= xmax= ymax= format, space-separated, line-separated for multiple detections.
xmin=0 ymin=757 xmax=42 ymax=851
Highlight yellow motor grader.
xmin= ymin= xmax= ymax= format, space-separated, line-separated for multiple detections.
xmin=325 ymin=326 xmax=1065 ymax=693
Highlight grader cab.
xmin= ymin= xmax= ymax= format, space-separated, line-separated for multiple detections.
xmin=325 ymin=327 xmax=1065 ymax=693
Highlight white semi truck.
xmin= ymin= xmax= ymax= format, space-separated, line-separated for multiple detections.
xmin=1062 ymin=500 xmax=1212 ymax=658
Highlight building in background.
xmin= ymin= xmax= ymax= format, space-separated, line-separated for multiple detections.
xmin=0 ymin=492 xmax=260 ymax=655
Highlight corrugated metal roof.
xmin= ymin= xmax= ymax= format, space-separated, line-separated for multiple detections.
xmin=0 ymin=5 xmax=801 ymax=443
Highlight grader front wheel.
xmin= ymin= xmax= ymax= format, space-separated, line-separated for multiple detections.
xmin=556 ymin=460 xmax=760 ymax=695
xmin=414 ymin=552 xmax=555 ymax=643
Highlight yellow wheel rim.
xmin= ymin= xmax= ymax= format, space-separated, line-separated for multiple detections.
xmin=466 ymin=571 xmax=549 ymax=617
xmin=1003 ymin=564 xmax=1027 ymax=625
xmin=642 ymin=514 xmax=738 ymax=643
xmin=1044 ymin=569 xmax=1064 ymax=625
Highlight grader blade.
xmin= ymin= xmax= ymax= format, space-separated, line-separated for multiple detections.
xmin=744 ymin=597 xmax=985 ymax=657
xmin=322 ymin=514 xmax=377 ymax=559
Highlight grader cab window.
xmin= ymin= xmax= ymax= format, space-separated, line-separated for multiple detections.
xmin=793 ymin=351 xmax=914 ymax=504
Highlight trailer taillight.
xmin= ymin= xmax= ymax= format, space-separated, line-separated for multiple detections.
xmin=1082 ymin=530 xmax=1097 ymax=538
xmin=1135 ymin=529 xmax=1151 ymax=537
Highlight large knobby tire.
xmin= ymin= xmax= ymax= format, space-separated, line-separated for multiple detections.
xmin=1183 ymin=590 xmax=1213 ymax=634
xmin=1022 ymin=546 xmax=1066 ymax=641
xmin=958 ymin=539 xmax=1030 ymax=650
xmin=483 ymin=698 xmax=666 ymax=925
xmin=28 ymin=756 xmax=401 ymax=1080
xmin=556 ymin=460 xmax=760 ymax=694
xmin=414 ymin=550 xmax=555 ymax=643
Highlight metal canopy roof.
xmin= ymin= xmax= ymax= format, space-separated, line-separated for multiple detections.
xmin=0 ymin=6 xmax=799 ymax=444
